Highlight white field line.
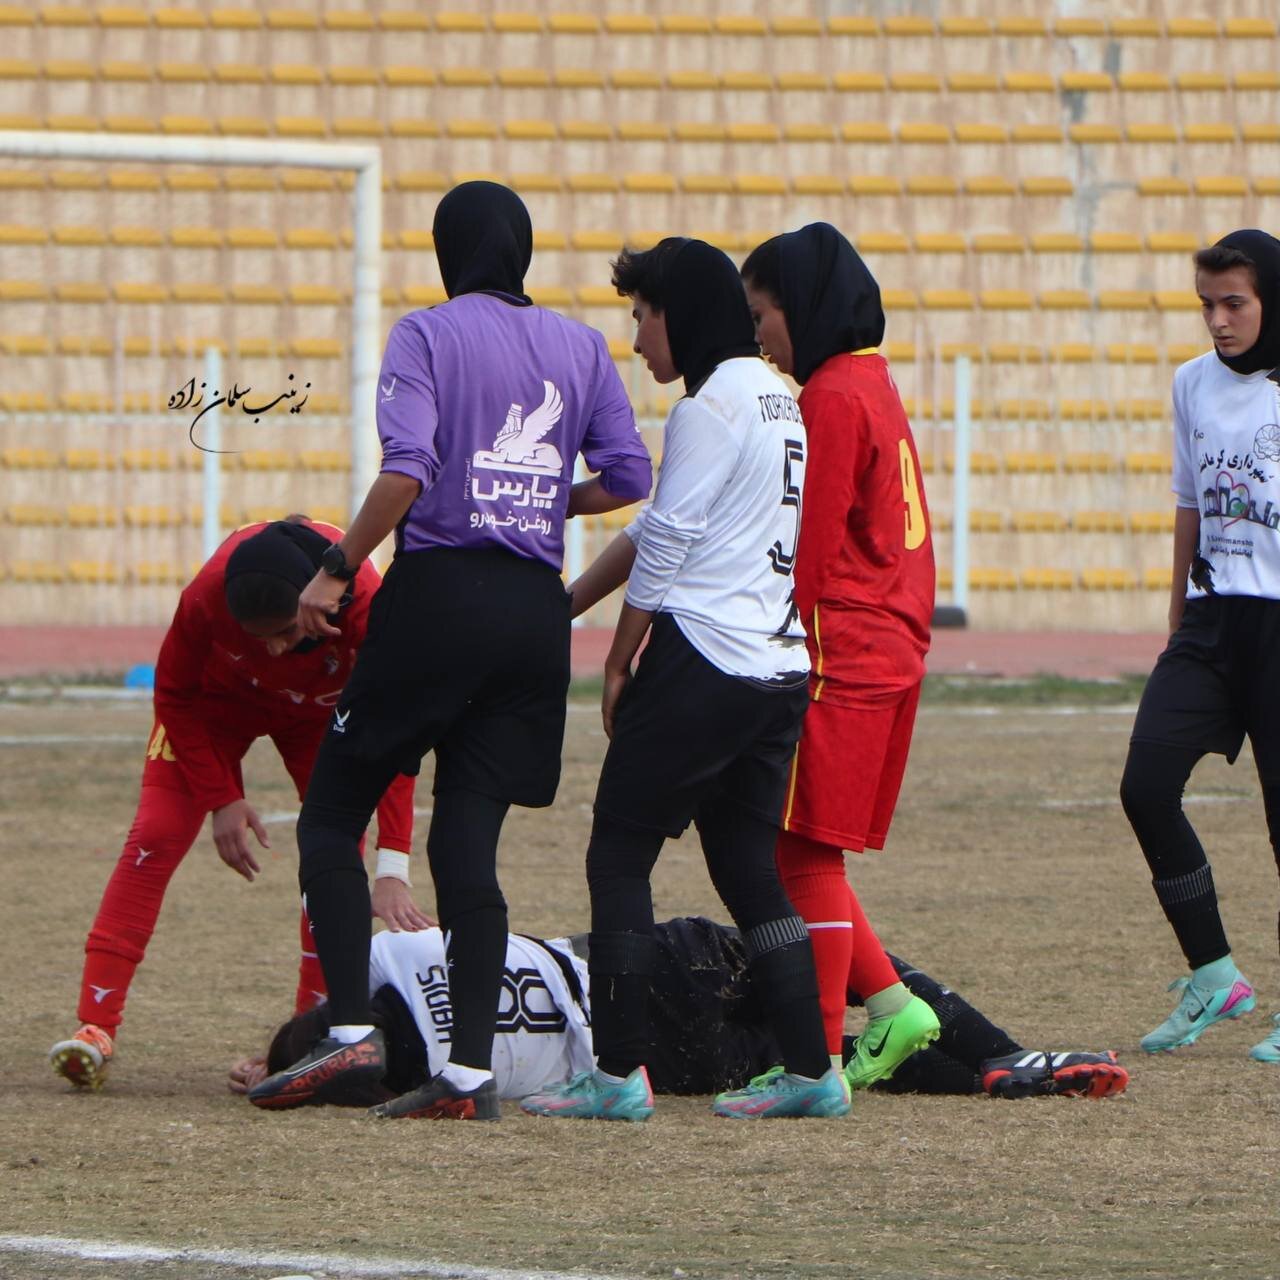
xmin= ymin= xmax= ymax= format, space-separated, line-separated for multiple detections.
xmin=260 ymin=806 xmax=434 ymax=825
xmin=1041 ymin=793 xmax=1242 ymax=810
xmin=0 ymin=1233 xmax=629 ymax=1280
xmin=0 ymin=733 xmax=142 ymax=745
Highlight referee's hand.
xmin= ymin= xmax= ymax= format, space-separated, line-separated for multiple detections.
xmin=212 ymin=797 xmax=270 ymax=881
xmin=601 ymin=665 xmax=631 ymax=740
xmin=298 ymin=570 xmax=347 ymax=640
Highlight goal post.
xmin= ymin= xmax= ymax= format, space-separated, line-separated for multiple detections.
xmin=0 ymin=130 xmax=383 ymax=518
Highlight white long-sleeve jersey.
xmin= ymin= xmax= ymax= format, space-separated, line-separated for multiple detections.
xmin=624 ymin=357 xmax=811 ymax=684
xmin=369 ymin=928 xmax=594 ymax=1099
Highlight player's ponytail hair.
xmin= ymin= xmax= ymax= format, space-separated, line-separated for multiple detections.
xmin=740 ymin=236 xmax=784 ymax=305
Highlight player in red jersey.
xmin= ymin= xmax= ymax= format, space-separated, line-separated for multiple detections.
xmin=49 ymin=516 xmax=426 ymax=1090
xmin=742 ymin=223 xmax=941 ymax=1091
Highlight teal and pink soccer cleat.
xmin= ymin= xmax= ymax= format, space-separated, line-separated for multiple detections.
xmin=1249 ymin=1013 xmax=1280 ymax=1064
xmin=520 ymin=1065 xmax=654 ymax=1121
xmin=712 ymin=1065 xmax=851 ymax=1119
xmin=1140 ymin=972 xmax=1256 ymax=1053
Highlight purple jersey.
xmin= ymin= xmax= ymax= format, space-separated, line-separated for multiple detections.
xmin=376 ymin=293 xmax=652 ymax=569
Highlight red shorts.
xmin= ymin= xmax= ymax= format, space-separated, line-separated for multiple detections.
xmin=781 ymin=682 xmax=922 ymax=852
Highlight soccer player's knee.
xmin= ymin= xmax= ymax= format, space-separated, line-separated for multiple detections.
xmin=1119 ymin=750 xmax=1172 ymax=821
xmin=296 ymin=817 xmax=365 ymax=887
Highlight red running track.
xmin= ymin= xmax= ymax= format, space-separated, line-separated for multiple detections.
xmin=0 ymin=625 xmax=1165 ymax=683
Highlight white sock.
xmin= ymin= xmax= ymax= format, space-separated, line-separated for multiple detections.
xmin=595 ymin=1067 xmax=629 ymax=1084
xmin=440 ymin=1061 xmax=493 ymax=1091
xmin=328 ymin=1023 xmax=375 ymax=1044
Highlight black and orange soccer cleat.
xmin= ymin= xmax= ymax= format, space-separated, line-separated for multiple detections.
xmin=248 ymin=1029 xmax=387 ymax=1110
xmin=369 ymin=1073 xmax=500 ymax=1121
xmin=49 ymin=1024 xmax=115 ymax=1091
xmin=982 ymin=1049 xmax=1129 ymax=1100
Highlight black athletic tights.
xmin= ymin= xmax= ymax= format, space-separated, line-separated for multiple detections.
xmin=1120 ymin=739 xmax=1280 ymax=969
xmin=297 ymin=740 xmax=510 ymax=1072
xmin=587 ymin=795 xmax=829 ymax=1081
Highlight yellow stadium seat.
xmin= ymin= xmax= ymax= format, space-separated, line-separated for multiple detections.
xmin=66 ymin=504 xmax=118 ymax=527
xmin=1064 ymin=454 xmax=1116 ymax=474
xmin=131 ymin=563 xmax=188 ymax=586
xmin=1004 ymin=451 xmax=1058 ymax=474
xmin=1023 ymin=177 xmax=1074 ymax=197
xmin=3 ymin=447 xmax=58 ymax=468
xmin=7 ymin=504 xmax=62 ymax=525
xmin=1143 ymin=567 xmax=1174 ymax=591
xmin=1138 ymin=177 xmax=1190 ymax=196
xmin=127 ymin=504 xmax=184 ymax=528
xmin=944 ymin=451 xmax=999 ymax=474
xmin=1196 ymin=176 xmax=1248 ymax=197
xmin=1011 ymin=511 xmax=1066 ymax=533
xmin=63 ymin=448 xmax=111 ymax=470
xmin=121 ymin=448 xmax=175 ymax=471
xmin=968 ymin=510 xmax=1004 ymax=532
xmin=1021 ymin=568 xmax=1075 ymax=590
xmin=299 ymin=450 xmax=350 ymax=472
xmin=1080 ymin=568 xmax=1137 ymax=591
xmin=988 ymin=344 xmax=1042 ymax=363
xmin=10 ymin=561 xmax=66 ymax=583
xmin=1125 ymin=451 xmax=1173 ymax=474
xmin=969 ymin=567 xmax=1018 ymax=590
xmin=1130 ymin=512 xmax=1176 ymax=534
xmin=1073 ymin=510 xmax=1126 ymax=532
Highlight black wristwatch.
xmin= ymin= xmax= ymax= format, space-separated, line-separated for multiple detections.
xmin=320 ymin=543 xmax=359 ymax=581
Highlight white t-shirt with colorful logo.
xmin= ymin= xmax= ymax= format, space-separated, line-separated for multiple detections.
xmin=1172 ymin=351 xmax=1280 ymax=599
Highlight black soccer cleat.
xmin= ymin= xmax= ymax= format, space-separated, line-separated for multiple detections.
xmin=369 ymin=1073 xmax=500 ymax=1121
xmin=981 ymin=1049 xmax=1129 ymax=1100
xmin=248 ymin=1029 xmax=387 ymax=1110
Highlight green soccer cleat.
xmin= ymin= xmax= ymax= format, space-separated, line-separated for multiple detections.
xmin=712 ymin=1065 xmax=851 ymax=1119
xmin=843 ymin=994 xmax=941 ymax=1091
xmin=1140 ymin=972 xmax=1256 ymax=1053
xmin=520 ymin=1065 xmax=654 ymax=1122
xmin=1248 ymin=1013 xmax=1280 ymax=1064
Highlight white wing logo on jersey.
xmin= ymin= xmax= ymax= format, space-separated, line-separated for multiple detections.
xmin=472 ymin=381 xmax=565 ymax=477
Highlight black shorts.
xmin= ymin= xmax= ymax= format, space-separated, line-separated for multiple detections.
xmin=328 ymin=546 xmax=571 ymax=807
xmin=1131 ymin=594 xmax=1280 ymax=781
xmin=645 ymin=917 xmax=779 ymax=1094
xmin=594 ymin=613 xmax=809 ymax=837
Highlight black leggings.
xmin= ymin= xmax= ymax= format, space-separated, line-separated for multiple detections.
xmin=587 ymin=796 xmax=827 ymax=1080
xmin=297 ymin=739 xmax=510 ymax=1070
xmin=1120 ymin=739 xmax=1280 ymax=968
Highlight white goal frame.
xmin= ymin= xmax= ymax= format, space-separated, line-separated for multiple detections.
xmin=0 ymin=131 xmax=383 ymax=519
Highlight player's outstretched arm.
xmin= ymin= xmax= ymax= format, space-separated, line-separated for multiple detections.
xmin=568 ymin=532 xmax=638 ymax=618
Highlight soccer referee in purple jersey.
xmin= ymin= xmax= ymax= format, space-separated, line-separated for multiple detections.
xmin=250 ymin=182 xmax=652 ymax=1117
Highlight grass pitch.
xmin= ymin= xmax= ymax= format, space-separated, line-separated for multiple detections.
xmin=1 ymin=690 xmax=1277 ymax=1279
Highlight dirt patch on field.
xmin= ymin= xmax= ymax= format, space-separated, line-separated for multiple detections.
xmin=1 ymin=696 xmax=1277 ymax=1279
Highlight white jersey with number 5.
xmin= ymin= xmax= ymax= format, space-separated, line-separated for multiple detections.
xmin=624 ymin=356 xmax=811 ymax=684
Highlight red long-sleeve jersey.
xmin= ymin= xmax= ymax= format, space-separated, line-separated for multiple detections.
xmin=151 ymin=520 xmax=414 ymax=850
xmin=793 ymin=352 xmax=935 ymax=706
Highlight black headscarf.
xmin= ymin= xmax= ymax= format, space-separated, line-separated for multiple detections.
xmin=663 ymin=239 xmax=761 ymax=395
xmin=1212 ymin=229 xmax=1280 ymax=377
xmin=224 ymin=520 xmax=333 ymax=636
xmin=770 ymin=223 xmax=885 ymax=386
xmin=432 ymin=180 xmax=533 ymax=304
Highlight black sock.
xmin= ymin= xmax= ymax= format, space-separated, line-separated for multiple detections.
xmin=745 ymin=920 xmax=830 ymax=1081
xmin=589 ymin=930 xmax=658 ymax=1078
xmin=442 ymin=904 xmax=509 ymax=1070
xmin=888 ymin=955 xmax=1019 ymax=1073
xmin=1152 ymin=865 xmax=1230 ymax=969
xmin=303 ymin=866 xmax=372 ymax=1027
xmin=848 ymin=1039 xmax=982 ymax=1095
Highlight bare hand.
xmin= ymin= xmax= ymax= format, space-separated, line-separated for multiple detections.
xmin=297 ymin=569 xmax=347 ymax=640
xmin=372 ymin=877 xmax=436 ymax=932
xmin=228 ymin=1054 xmax=269 ymax=1095
xmin=601 ymin=665 xmax=631 ymax=740
xmin=212 ymin=798 xmax=269 ymax=880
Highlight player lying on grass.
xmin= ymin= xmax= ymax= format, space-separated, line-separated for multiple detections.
xmin=230 ymin=917 xmax=1128 ymax=1108
xmin=49 ymin=517 xmax=426 ymax=1091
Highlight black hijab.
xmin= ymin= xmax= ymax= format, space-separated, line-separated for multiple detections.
xmin=432 ymin=180 xmax=533 ymax=304
xmin=1212 ymin=229 xmax=1280 ymax=377
xmin=225 ymin=520 xmax=328 ymax=591
xmin=768 ymin=222 xmax=885 ymax=386
xmin=663 ymin=239 xmax=761 ymax=395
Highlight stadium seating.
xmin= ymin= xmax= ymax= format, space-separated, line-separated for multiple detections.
xmin=3 ymin=2 xmax=1272 ymax=626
